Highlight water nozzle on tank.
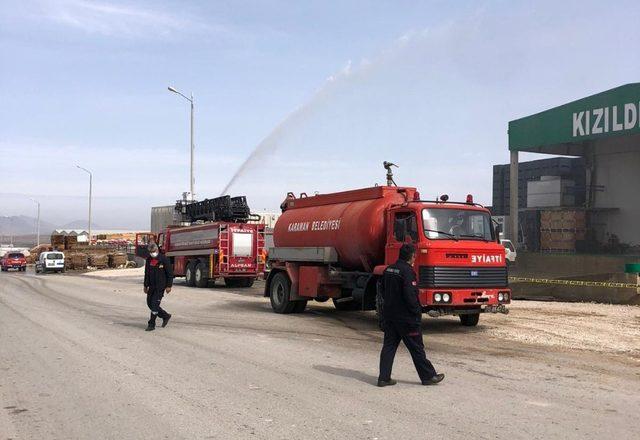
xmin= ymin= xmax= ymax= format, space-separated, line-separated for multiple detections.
xmin=383 ymin=161 xmax=398 ymax=186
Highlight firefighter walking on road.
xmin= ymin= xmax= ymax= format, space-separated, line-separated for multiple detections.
xmin=143 ymin=243 xmax=173 ymax=331
xmin=378 ymin=243 xmax=445 ymax=387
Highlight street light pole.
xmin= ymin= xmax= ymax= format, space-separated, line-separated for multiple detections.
xmin=76 ymin=165 xmax=93 ymax=245
xmin=29 ymin=198 xmax=40 ymax=247
xmin=190 ymin=93 xmax=194 ymax=201
xmin=168 ymin=86 xmax=195 ymax=201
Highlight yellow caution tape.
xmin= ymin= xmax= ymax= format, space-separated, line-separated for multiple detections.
xmin=509 ymin=276 xmax=639 ymax=289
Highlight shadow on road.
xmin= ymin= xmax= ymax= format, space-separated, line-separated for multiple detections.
xmin=313 ymin=365 xmax=417 ymax=386
xmin=115 ymin=321 xmax=150 ymax=330
xmin=214 ymin=297 xmax=487 ymax=336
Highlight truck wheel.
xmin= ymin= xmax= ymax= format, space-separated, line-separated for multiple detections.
xmin=224 ymin=277 xmax=239 ymax=288
xmin=238 ymin=277 xmax=255 ymax=288
xmin=269 ymin=272 xmax=296 ymax=314
xmin=459 ymin=313 xmax=480 ymax=326
xmin=195 ymin=263 xmax=208 ymax=288
xmin=293 ymin=300 xmax=307 ymax=313
xmin=185 ymin=262 xmax=196 ymax=287
xmin=332 ymin=298 xmax=360 ymax=311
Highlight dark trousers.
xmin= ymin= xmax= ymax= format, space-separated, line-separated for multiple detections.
xmin=146 ymin=288 xmax=169 ymax=326
xmin=379 ymin=320 xmax=437 ymax=382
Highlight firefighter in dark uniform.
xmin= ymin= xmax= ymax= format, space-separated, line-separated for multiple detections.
xmin=143 ymin=243 xmax=173 ymax=331
xmin=378 ymin=243 xmax=445 ymax=387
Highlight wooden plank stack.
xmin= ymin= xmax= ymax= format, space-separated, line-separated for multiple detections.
xmin=51 ymin=234 xmax=65 ymax=249
xmin=540 ymin=210 xmax=586 ymax=252
xmin=66 ymin=253 xmax=88 ymax=270
xmin=88 ymin=254 xmax=109 ymax=269
xmin=108 ymin=253 xmax=128 ymax=268
xmin=29 ymin=244 xmax=52 ymax=263
xmin=64 ymin=235 xmax=78 ymax=250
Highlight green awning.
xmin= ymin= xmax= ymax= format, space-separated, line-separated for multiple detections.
xmin=509 ymin=83 xmax=640 ymax=153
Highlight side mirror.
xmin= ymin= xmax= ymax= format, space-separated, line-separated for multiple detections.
xmin=494 ymin=223 xmax=502 ymax=243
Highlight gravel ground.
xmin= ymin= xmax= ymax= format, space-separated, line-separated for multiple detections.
xmin=485 ymin=300 xmax=640 ymax=357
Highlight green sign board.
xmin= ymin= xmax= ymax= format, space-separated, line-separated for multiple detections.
xmin=509 ymin=83 xmax=640 ymax=152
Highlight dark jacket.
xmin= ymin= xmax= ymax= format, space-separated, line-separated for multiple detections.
xmin=144 ymin=254 xmax=174 ymax=291
xmin=381 ymin=259 xmax=422 ymax=324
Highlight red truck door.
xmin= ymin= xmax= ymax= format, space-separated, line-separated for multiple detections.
xmin=385 ymin=209 xmax=419 ymax=265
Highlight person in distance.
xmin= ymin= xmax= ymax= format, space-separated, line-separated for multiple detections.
xmin=143 ymin=243 xmax=173 ymax=331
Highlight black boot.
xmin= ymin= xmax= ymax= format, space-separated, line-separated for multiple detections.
xmin=146 ymin=313 xmax=157 ymax=331
xmin=161 ymin=313 xmax=172 ymax=328
xmin=422 ymin=373 xmax=445 ymax=385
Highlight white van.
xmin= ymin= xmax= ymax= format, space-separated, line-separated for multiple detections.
xmin=36 ymin=251 xmax=66 ymax=274
xmin=500 ymin=239 xmax=517 ymax=263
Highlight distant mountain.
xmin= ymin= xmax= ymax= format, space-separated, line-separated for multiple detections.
xmin=59 ymin=220 xmax=102 ymax=230
xmin=0 ymin=215 xmax=57 ymax=236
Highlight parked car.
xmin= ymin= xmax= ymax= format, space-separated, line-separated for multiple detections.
xmin=0 ymin=252 xmax=27 ymax=272
xmin=500 ymin=239 xmax=517 ymax=263
xmin=35 ymin=251 xmax=66 ymax=274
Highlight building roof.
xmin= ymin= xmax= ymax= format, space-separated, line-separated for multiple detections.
xmin=53 ymin=229 xmax=138 ymax=236
xmin=53 ymin=229 xmax=88 ymax=236
xmin=508 ymin=83 xmax=640 ymax=154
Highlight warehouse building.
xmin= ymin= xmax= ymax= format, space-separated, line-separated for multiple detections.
xmin=492 ymin=156 xmax=586 ymax=216
xmin=505 ymin=83 xmax=640 ymax=252
xmin=492 ymin=157 xmax=587 ymax=252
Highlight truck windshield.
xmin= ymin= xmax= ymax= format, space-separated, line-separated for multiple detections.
xmin=422 ymin=208 xmax=494 ymax=241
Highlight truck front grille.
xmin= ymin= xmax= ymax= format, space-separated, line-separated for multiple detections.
xmin=418 ymin=266 xmax=508 ymax=288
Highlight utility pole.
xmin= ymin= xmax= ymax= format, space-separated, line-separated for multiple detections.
xmin=76 ymin=165 xmax=93 ymax=245
xmin=29 ymin=198 xmax=40 ymax=247
xmin=168 ymin=86 xmax=195 ymax=201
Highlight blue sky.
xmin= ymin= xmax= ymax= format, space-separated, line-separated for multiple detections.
xmin=1 ymin=0 xmax=639 ymax=229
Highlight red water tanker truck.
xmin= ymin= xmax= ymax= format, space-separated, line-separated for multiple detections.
xmin=265 ymin=166 xmax=510 ymax=326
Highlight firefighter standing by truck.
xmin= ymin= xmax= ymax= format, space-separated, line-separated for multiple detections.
xmin=378 ymin=243 xmax=445 ymax=387
xmin=143 ymin=243 xmax=173 ymax=331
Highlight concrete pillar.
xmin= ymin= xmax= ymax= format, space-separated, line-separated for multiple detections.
xmin=509 ymin=150 xmax=519 ymax=244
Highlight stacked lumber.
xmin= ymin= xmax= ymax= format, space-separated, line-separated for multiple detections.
xmin=51 ymin=234 xmax=65 ymax=249
xmin=108 ymin=253 xmax=128 ymax=268
xmin=64 ymin=235 xmax=78 ymax=250
xmin=540 ymin=210 xmax=586 ymax=252
xmin=28 ymin=244 xmax=52 ymax=263
xmin=88 ymin=253 xmax=109 ymax=269
xmin=67 ymin=253 xmax=88 ymax=270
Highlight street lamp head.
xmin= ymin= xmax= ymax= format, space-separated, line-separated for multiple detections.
xmin=168 ymin=86 xmax=178 ymax=93
xmin=76 ymin=165 xmax=91 ymax=175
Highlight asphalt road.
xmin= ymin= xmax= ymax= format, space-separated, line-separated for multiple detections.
xmin=1 ymin=269 xmax=639 ymax=440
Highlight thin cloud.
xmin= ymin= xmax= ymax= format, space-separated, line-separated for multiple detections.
xmin=38 ymin=0 xmax=222 ymax=38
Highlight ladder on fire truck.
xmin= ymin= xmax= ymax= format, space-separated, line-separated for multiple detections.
xmin=256 ymin=225 xmax=266 ymax=269
xmin=218 ymin=227 xmax=230 ymax=274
